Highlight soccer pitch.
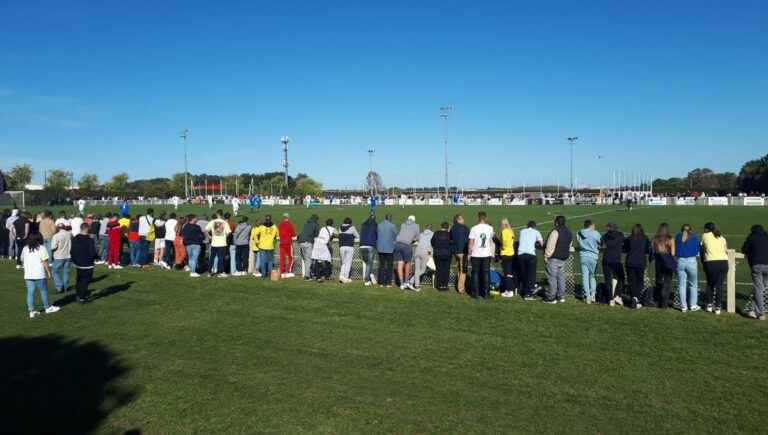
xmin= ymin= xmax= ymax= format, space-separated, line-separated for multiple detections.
xmin=2 ymin=204 xmax=767 ymax=434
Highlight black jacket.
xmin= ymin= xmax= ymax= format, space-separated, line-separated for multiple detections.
xmin=431 ymin=230 xmax=452 ymax=257
xmin=181 ymin=223 xmax=205 ymax=246
xmin=71 ymin=234 xmax=96 ymax=268
xmin=742 ymin=228 xmax=768 ymax=267
xmin=450 ymin=223 xmax=469 ymax=255
xmin=297 ymin=219 xmax=320 ymax=244
xmin=624 ymin=236 xmax=652 ymax=268
xmin=601 ymin=230 xmax=625 ymax=263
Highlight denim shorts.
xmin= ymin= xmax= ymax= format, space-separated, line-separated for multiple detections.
xmin=393 ymin=242 xmax=413 ymax=262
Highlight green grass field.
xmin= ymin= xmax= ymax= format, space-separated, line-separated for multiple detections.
xmin=2 ymin=204 xmax=767 ymax=434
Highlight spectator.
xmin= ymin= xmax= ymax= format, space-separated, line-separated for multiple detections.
xmin=517 ymin=220 xmax=543 ymax=300
xmin=359 ymin=214 xmax=378 ymax=286
xmin=206 ymin=213 xmax=232 ymax=277
xmin=71 ymin=223 xmax=96 ymax=304
xmin=338 ymin=217 xmax=360 ymax=283
xmin=652 ymin=223 xmax=676 ymax=309
xmin=277 ymin=213 xmax=296 ymax=278
xmin=701 ymin=222 xmax=728 ymax=315
xmin=450 ymin=214 xmax=470 ymax=294
xmin=164 ymin=213 xmax=178 ymax=267
xmin=577 ymin=219 xmax=601 ymax=304
xmin=154 ymin=213 xmax=167 ymax=268
xmin=233 ymin=216 xmax=252 ymax=276
xmin=182 ymin=215 xmax=205 ymax=277
xmin=601 ymin=223 xmax=625 ymax=306
xmin=743 ymin=224 xmax=768 ymax=321
xmin=312 ymin=219 xmax=337 ymax=282
xmin=21 ymin=233 xmax=60 ymax=318
xmin=376 ymin=214 xmax=397 ymax=287
xmin=410 ymin=224 xmax=434 ymax=291
xmin=675 ymin=224 xmax=700 ymax=312
xmin=256 ymin=215 xmax=279 ymax=278
xmin=544 ymin=215 xmax=572 ymax=304
xmin=106 ymin=215 xmax=123 ymax=269
xmin=50 ymin=223 xmax=72 ymax=293
xmin=394 ymin=215 xmax=420 ymax=291
xmin=297 ymin=215 xmax=320 ymax=280
xmin=138 ymin=208 xmax=154 ymax=266
xmin=468 ymin=212 xmax=495 ymax=299
xmin=624 ymin=224 xmax=652 ymax=309
xmin=431 ymin=221 xmax=452 ymax=291
xmin=498 ymin=218 xmax=517 ymax=298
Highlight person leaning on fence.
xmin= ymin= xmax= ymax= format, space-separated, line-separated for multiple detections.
xmin=410 ymin=224 xmax=434 ymax=291
xmin=624 ymin=224 xmax=652 ymax=309
xmin=394 ymin=215 xmax=420 ymax=291
xmin=601 ymin=223 xmax=625 ymax=306
xmin=517 ymin=221 xmax=543 ymax=300
xmin=297 ymin=215 xmax=320 ymax=280
xmin=431 ymin=221 xmax=452 ymax=291
xmin=233 ymin=216 xmax=251 ymax=276
xmin=311 ymin=219 xmax=337 ymax=283
xmin=359 ymin=214 xmax=378 ymax=286
xmin=450 ymin=214 xmax=470 ymax=294
xmin=338 ymin=217 xmax=360 ymax=284
xmin=256 ymin=216 xmax=279 ymax=278
xmin=277 ymin=213 xmax=297 ymax=278
xmin=674 ymin=224 xmax=700 ymax=312
xmin=651 ymin=223 xmax=676 ymax=309
xmin=468 ymin=211 xmax=495 ymax=299
xmin=376 ymin=215 xmax=397 ymax=287
xmin=206 ymin=213 xmax=231 ymax=278
xmin=576 ymin=219 xmax=601 ymax=304
xmin=701 ymin=222 xmax=728 ymax=315
xmin=743 ymin=224 xmax=768 ymax=321
xmin=249 ymin=218 xmax=263 ymax=277
xmin=182 ymin=215 xmax=205 ymax=277
xmin=71 ymin=222 xmax=95 ymax=305
xmin=498 ymin=218 xmax=517 ymax=298
xmin=543 ymin=215 xmax=572 ymax=304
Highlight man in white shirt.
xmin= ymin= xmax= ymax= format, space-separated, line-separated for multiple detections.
xmin=231 ymin=197 xmax=241 ymax=216
xmin=70 ymin=215 xmax=84 ymax=237
xmin=172 ymin=196 xmax=180 ymax=210
xmin=164 ymin=213 xmax=178 ymax=267
xmin=517 ymin=220 xmax=544 ymax=300
xmin=77 ymin=199 xmax=86 ymax=215
xmin=138 ymin=208 xmax=154 ymax=266
xmin=468 ymin=211 xmax=495 ymax=299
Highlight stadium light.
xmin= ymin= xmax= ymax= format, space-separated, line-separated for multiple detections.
xmin=440 ymin=105 xmax=453 ymax=201
xmin=281 ymin=136 xmax=291 ymax=189
xmin=181 ymin=129 xmax=189 ymax=198
xmin=567 ymin=136 xmax=579 ymax=195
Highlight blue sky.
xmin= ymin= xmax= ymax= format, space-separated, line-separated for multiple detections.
xmin=1 ymin=0 xmax=766 ymax=189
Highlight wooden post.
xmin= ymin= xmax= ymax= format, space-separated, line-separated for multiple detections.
xmin=726 ymin=249 xmax=745 ymax=314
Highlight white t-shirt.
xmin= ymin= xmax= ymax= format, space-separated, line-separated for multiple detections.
xmin=469 ymin=223 xmax=495 ymax=258
xmin=77 ymin=199 xmax=86 ymax=210
xmin=70 ymin=216 xmax=84 ymax=236
xmin=55 ymin=217 xmax=71 ymax=229
xmin=165 ymin=219 xmax=178 ymax=240
xmin=138 ymin=215 xmax=154 ymax=236
xmin=232 ymin=197 xmax=240 ymax=207
xmin=518 ymin=227 xmax=544 ymax=256
xmin=22 ymin=245 xmax=49 ymax=280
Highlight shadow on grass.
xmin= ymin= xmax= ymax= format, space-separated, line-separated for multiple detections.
xmin=53 ymin=281 xmax=135 ymax=307
xmin=0 ymin=335 xmax=138 ymax=434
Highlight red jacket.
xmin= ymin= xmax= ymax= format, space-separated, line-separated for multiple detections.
xmin=277 ymin=219 xmax=295 ymax=246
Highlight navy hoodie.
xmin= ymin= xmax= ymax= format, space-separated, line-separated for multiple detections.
xmin=360 ymin=217 xmax=378 ymax=247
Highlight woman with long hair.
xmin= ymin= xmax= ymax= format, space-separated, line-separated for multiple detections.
xmin=498 ymin=218 xmax=517 ymax=297
xmin=21 ymin=232 xmax=60 ymax=318
xmin=652 ymin=223 xmax=676 ymax=308
xmin=623 ymin=224 xmax=651 ymax=309
xmin=675 ymin=224 xmax=701 ymax=312
xmin=701 ymin=222 xmax=728 ymax=315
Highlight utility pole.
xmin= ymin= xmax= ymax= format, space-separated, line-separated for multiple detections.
xmin=281 ymin=136 xmax=291 ymax=191
xmin=440 ymin=105 xmax=453 ymax=201
xmin=567 ymin=136 xmax=579 ymax=195
xmin=181 ymin=129 xmax=189 ymax=198
xmin=368 ymin=148 xmax=375 ymax=173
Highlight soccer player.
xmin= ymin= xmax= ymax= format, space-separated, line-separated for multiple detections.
xmin=77 ymin=198 xmax=86 ymax=215
xmin=232 ymin=196 xmax=241 ymax=216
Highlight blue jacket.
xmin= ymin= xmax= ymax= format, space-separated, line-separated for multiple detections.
xmin=360 ymin=217 xmax=378 ymax=247
xmin=376 ymin=220 xmax=397 ymax=253
xmin=577 ymin=228 xmax=601 ymax=259
xmin=450 ymin=223 xmax=469 ymax=254
xmin=675 ymin=232 xmax=700 ymax=258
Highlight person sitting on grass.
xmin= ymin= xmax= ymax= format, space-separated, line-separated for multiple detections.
xmin=22 ymin=232 xmax=60 ymax=318
xmin=71 ymin=223 xmax=96 ymax=304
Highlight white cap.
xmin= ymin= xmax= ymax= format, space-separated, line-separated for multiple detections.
xmin=408 ymin=215 xmax=416 ymax=222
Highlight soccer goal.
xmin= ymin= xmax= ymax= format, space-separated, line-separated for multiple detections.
xmin=0 ymin=191 xmax=25 ymax=209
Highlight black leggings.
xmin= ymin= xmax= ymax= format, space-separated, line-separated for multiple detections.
xmin=0 ymin=231 xmax=8 ymax=257
xmin=235 ymin=245 xmax=249 ymax=272
xmin=602 ymin=260 xmax=625 ymax=302
xmin=15 ymin=239 xmax=25 ymax=265
xmin=312 ymin=260 xmax=332 ymax=280
xmin=377 ymin=253 xmax=394 ymax=285
xmin=501 ymin=255 xmax=517 ymax=292
xmin=704 ymin=260 xmax=728 ymax=309
xmin=626 ymin=266 xmax=645 ymax=302
xmin=434 ymin=255 xmax=451 ymax=290
xmin=655 ymin=261 xmax=673 ymax=308
xmin=518 ymin=254 xmax=537 ymax=297
xmin=75 ymin=267 xmax=93 ymax=301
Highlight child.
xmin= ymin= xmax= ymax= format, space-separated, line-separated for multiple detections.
xmin=22 ymin=233 xmax=60 ymax=318
xmin=71 ymin=223 xmax=96 ymax=304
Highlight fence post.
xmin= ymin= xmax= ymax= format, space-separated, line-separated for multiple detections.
xmin=726 ymin=249 xmax=745 ymax=314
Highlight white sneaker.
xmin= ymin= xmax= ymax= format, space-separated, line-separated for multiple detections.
xmin=714 ymin=309 xmax=721 ymax=315
xmin=253 ymin=273 xmax=262 ymax=278
xmin=114 ymin=265 xmax=123 ymax=270
xmin=558 ymin=298 xmax=566 ymax=303
xmin=184 ymin=266 xmax=190 ymax=272
xmin=412 ymin=287 xmax=422 ymax=292
xmin=364 ymin=281 xmax=372 ymax=287
xmin=218 ymin=273 xmax=228 ymax=278
xmin=281 ymin=273 xmax=288 ymax=278
xmin=16 ymin=265 xmax=21 ymax=269
xmin=45 ymin=306 xmax=61 ymax=314
xmin=690 ymin=305 xmax=701 ymax=312
xmin=29 ymin=311 xmax=40 ymax=319
xmin=681 ymin=307 xmax=688 ymax=313
xmin=406 ymin=283 xmax=416 ymax=291
xmin=108 ymin=264 xmax=113 ymax=269
xmin=501 ymin=291 xmax=515 ymax=298
xmin=400 ymin=284 xmax=407 ymax=290
xmin=190 ymin=273 xmax=200 ymax=278
xmin=286 ymin=273 xmax=295 ymax=278
xmin=705 ymin=305 xmax=713 ymax=312
xmin=370 ymin=274 xmax=377 ymax=285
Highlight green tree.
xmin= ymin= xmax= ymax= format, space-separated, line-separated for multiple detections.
xmin=738 ymin=154 xmax=768 ymax=194
xmin=7 ymin=164 xmax=33 ymax=190
xmin=292 ymin=176 xmax=322 ymax=197
xmin=105 ymin=172 xmax=130 ymax=192
xmin=44 ymin=169 xmax=72 ymax=199
xmin=78 ymin=173 xmax=100 ymax=191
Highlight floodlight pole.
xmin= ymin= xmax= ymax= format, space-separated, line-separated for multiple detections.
xmin=368 ymin=148 xmax=375 ymax=173
xmin=181 ymin=129 xmax=189 ymax=199
xmin=440 ymin=105 xmax=453 ymax=201
xmin=567 ymin=136 xmax=579 ymax=195
xmin=281 ymin=136 xmax=291 ymax=192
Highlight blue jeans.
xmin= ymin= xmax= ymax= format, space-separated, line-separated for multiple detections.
xmin=100 ymin=237 xmax=109 ymax=261
xmin=187 ymin=244 xmax=201 ymax=273
xmin=129 ymin=240 xmax=141 ymax=266
xmin=51 ymin=258 xmax=71 ymax=291
xmin=580 ymin=255 xmax=598 ymax=300
xmin=229 ymin=245 xmax=237 ymax=274
xmin=26 ymin=279 xmax=50 ymax=312
xmin=259 ymin=249 xmax=275 ymax=277
xmin=676 ymin=257 xmax=699 ymax=310
xmin=139 ymin=237 xmax=149 ymax=265
xmin=44 ymin=240 xmax=52 ymax=260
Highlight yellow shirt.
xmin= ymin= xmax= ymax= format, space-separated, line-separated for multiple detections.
xmin=500 ymin=227 xmax=515 ymax=256
xmin=118 ymin=217 xmax=130 ymax=228
xmin=257 ymin=225 xmax=279 ymax=250
xmin=701 ymin=232 xmax=727 ymax=262
xmin=249 ymin=226 xmax=261 ymax=252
